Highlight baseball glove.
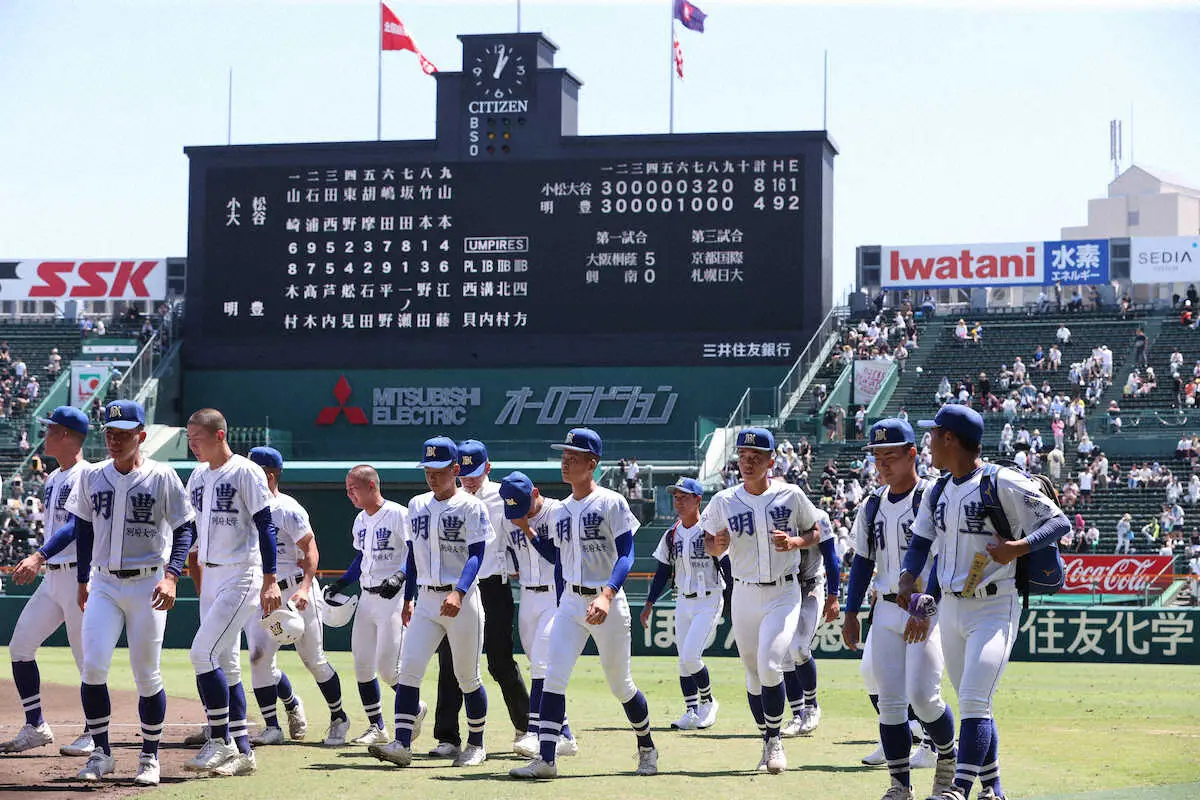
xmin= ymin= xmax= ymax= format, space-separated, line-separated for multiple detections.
xmin=378 ymin=572 xmax=405 ymax=600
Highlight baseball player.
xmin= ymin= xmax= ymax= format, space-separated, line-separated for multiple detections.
xmin=510 ymin=428 xmax=657 ymax=780
xmin=842 ymin=419 xmax=957 ymax=800
xmin=368 ymin=437 xmax=490 ymax=768
xmin=700 ymin=426 xmax=822 ymax=774
xmin=324 ymin=464 xmax=421 ymax=746
xmin=427 ymin=440 xmax=529 ymax=759
xmin=243 ymin=447 xmax=350 ymax=746
xmin=503 ymin=472 xmax=578 ymax=759
xmin=779 ymin=505 xmax=840 ymax=737
xmin=641 ymin=477 xmax=726 ymax=731
xmin=2 ymin=407 xmax=94 ymax=757
xmin=70 ymin=400 xmax=197 ymax=786
xmin=182 ymin=408 xmax=282 ymax=778
xmin=898 ymin=405 xmax=1069 ymax=800
xmin=858 ymin=615 xmax=940 ymax=770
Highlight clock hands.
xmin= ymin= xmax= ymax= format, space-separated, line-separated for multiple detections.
xmin=492 ymin=45 xmax=510 ymax=79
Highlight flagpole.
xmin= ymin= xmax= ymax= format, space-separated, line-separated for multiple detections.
xmin=226 ymin=68 xmax=233 ymax=145
xmin=822 ymin=50 xmax=828 ymax=131
xmin=668 ymin=13 xmax=676 ymax=134
xmin=377 ymin=4 xmax=383 ymax=141
xmin=517 ymin=0 xmax=522 ymax=32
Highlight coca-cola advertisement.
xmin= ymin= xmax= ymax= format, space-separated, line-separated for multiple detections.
xmin=1060 ymin=555 xmax=1175 ymax=595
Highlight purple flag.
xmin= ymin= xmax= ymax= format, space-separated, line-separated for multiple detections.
xmin=674 ymin=0 xmax=707 ymax=32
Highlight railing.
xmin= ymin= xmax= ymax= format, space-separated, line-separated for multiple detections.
xmin=1142 ymin=558 xmax=1177 ymax=606
xmin=775 ymin=306 xmax=849 ymax=420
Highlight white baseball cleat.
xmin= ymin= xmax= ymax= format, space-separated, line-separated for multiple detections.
xmin=412 ymin=700 xmax=428 ymax=742
xmin=76 ymin=751 xmax=115 ymax=781
xmin=556 ymin=736 xmax=579 ymax=757
xmin=60 ymin=732 xmax=95 ymax=757
xmin=453 ymin=743 xmax=487 ymax=767
xmin=797 ymin=705 xmax=822 ymax=735
xmin=756 ymin=739 xmax=769 ymax=773
xmin=368 ymin=740 xmax=412 ymax=767
xmin=212 ymin=749 xmax=257 ymax=776
xmin=930 ymin=755 xmax=957 ymax=797
xmin=930 ymin=789 xmax=968 ymax=800
xmin=635 ymin=745 xmax=658 ymax=776
xmin=862 ymin=742 xmax=887 ymax=766
xmin=0 ymin=722 xmax=54 ymax=753
xmin=696 ymin=699 xmax=720 ymax=728
xmin=250 ymin=726 xmax=284 ymax=746
xmin=882 ymin=783 xmax=915 ymax=800
xmin=286 ymin=697 xmax=308 ymax=740
xmin=351 ymin=725 xmax=390 ymax=745
xmin=977 ymin=787 xmax=1006 ymax=800
xmin=670 ymin=709 xmax=701 ymax=730
xmin=182 ymin=726 xmax=209 ymax=747
xmin=428 ymin=740 xmax=460 ymax=758
xmin=764 ymin=735 xmax=787 ymax=774
xmin=183 ymin=738 xmax=238 ymax=772
xmin=780 ymin=715 xmax=804 ymax=737
xmin=512 ymin=731 xmax=539 ymax=758
xmin=910 ymin=742 xmax=938 ymax=769
xmin=133 ymin=753 xmax=160 ymax=786
xmin=323 ymin=717 xmax=351 ymax=746
xmin=509 ymin=757 xmax=557 ymax=779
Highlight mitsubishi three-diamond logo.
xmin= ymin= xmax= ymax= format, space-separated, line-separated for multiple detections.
xmin=316 ymin=375 xmax=368 ymax=426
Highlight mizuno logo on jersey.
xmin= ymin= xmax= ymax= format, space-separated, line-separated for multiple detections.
xmin=129 ymin=492 xmax=155 ymax=524
xmin=373 ymin=527 xmax=395 ymax=551
xmin=441 ymin=515 xmax=464 ymax=541
xmin=411 ymin=516 xmax=430 ymax=541
xmin=91 ymin=490 xmax=114 ymax=520
xmin=580 ymin=511 xmax=604 ymax=540
xmin=727 ymin=511 xmax=755 ymax=536
xmin=213 ymin=483 xmax=238 ymax=513
xmin=769 ymin=504 xmax=792 ymax=533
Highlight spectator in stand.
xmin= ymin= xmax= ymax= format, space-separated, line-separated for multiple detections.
xmin=1054 ymin=281 xmax=1064 ymax=311
xmin=1051 ymin=415 xmax=1065 ymax=451
xmin=1094 ymin=451 xmax=1110 ymax=489
xmin=622 ymin=457 xmax=640 ymax=499
xmin=1089 ymin=285 xmax=1103 ymax=310
xmin=969 ymin=321 xmax=982 ymax=344
xmin=1012 ymin=356 xmax=1027 ymax=384
xmin=853 ymin=406 xmax=866 ymax=440
xmin=823 ymin=406 xmax=837 ymax=441
xmin=1170 ymin=350 xmax=1185 ymax=378
xmin=1016 ymin=426 xmax=1031 ymax=449
xmin=977 ymin=371 xmax=990 ymax=403
xmin=1070 ymin=287 xmax=1084 ymax=312
xmin=897 ymin=407 xmax=909 ymax=424
xmin=1170 ymin=501 xmax=1186 ymax=533
xmin=1030 ymin=428 xmax=1044 ymax=453
xmin=835 ymin=404 xmax=847 ymax=440
xmin=95 ymin=317 xmax=106 ymax=336
xmin=999 ymin=422 xmax=1015 ymax=455
xmin=1158 ymin=535 xmax=1175 ymax=558
xmin=1133 ymin=327 xmax=1149 ymax=368
xmin=1056 ymin=323 xmax=1071 ymax=345
xmin=936 ymin=375 xmax=953 ymax=405
xmin=1077 ymin=431 xmax=1095 ymax=458
xmin=1166 ymin=476 xmax=1182 ymax=505
xmin=1047 ymin=447 xmax=1064 ymax=482
xmin=11 ymin=358 xmax=25 ymax=381
xmin=1182 ymin=302 xmax=1196 ymax=328
xmin=1013 ymin=447 xmax=1028 ymax=472
xmin=895 ymin=341 xmax=908 ymax=372
xmin=1177 ymin=436 xmax=1193 ymax=460
xmin=1077 ymin=468 xmax=1093 ymax=507
xmin=954 ymin=318 xmax=969 ymax=342
xmin=1073 ymin=513 xmax=1087 ymax=545
xmin=920 ymin=292 xmax=936 ymax=318
xmin=1037 ymin=289 xmax=1050 ymax=313
xmin=17 ymin=430 xmax=29 ymax=455
xmin=1115 ymin=513 xmax=1134 ymax=554
xmin=1107 ymin=401 xmax=1123 ymax=432
xmin=1048 ymin=344 xmax=1062 ymax=371
xmin=45 ymin=347 xmax=62 ymax=379
xmin=1084 ymin=522 xmax=1100 ymax=553
xmin=1189 ymin=473 xmax=1200 ymax=505
xmin=1032 ymin=345 xmax=1046 ymax=370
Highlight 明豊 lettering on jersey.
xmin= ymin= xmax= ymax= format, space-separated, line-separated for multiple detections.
xmin=768 ymin=504 xmax=792 ymax=533
xmin=727 ymin=510 xmax=754 ymax=536
xmin=441 ymin=515 xmax=464 ymax=542
xmin=92 ymin=490 xmax=115 ymax=520
xmin=190 ymin=486 xmax=204 ymax=513
xmin=373 ymin=527 xmax=395 ymax=553
xmin=580 ymin=511 xmax=605 ymax=541
xmin=213 ymin=483 xmax=239 ymax=514
xmin=128 ymin=493 xmax=156 ymax=524
xmin=411 ymin=515 xmax=430 ymax=541
xmin=960 ymin=502 xmax=990 ymax=536
xmin=556 ymin=517 xmax=572 ymax=543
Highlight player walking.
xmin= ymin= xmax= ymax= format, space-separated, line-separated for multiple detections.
xmin=325 ymin=465 xmax=419 ymax=746
xmin=842 ymin=419 xmax=957 ymax=800
xmin=427 ymin=440 xmax=529 ymax=758
xmin=70 ymin=400 xmax=196 ymax=785
xmin=641 ymin=477 xmax=725 ymax=731
xmin=243 ymin=447 xmax=350 ymax=746
xmin=182 ymin=408 xmax=281 ymax=777
xmin=503 ymin=472 xmax=579 ymax=759
xmin=510 ymin=428 xmax=657 ymax=780
xmin=368 ymin=437 xmax=490 ymax=768
xmin=701 ymin=427 xmax=823 ymax=774
xmin=898 ymin=405 xmax=1068 ymax=800
xmin=2 ymin=407 xmax=94 ymax=757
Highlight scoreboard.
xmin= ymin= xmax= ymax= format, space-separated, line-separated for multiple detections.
xmin=183 ymin=33 xmax=835 ymax=370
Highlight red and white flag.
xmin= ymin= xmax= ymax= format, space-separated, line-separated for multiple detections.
xmin=381 ymin=3 xmax=437 ymax=75
xmin=673 ymin=34 xmax=684 ymax=79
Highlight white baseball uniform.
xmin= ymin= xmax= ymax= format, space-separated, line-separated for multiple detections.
xmin=68 ymin=458 xmax=194 ymax=696
xmin=701 ymin=481 xmax=821 ymax=693
xmin=246 ymin=492 xmax=335 ymax=689
xmin=349 ymin=499 xmax=409 ymax=685
xmin=651 ymin=521 xmax=724 ymax=677
xmin=504 ymin=497 xmax=563 ymax=680
xmin=186 ymin=454 xmax=274 ymax=683
xmin=9 ymin=461 xmax=90 ymax=667
xmin=543 ymin=486 xmax=640 ymax=701
xmin=396 ymin=490 xmax=490 ymax=692
xmin=783 ymin=511 xmax=835 ymax=671
xmin=473 ymin=479 xmax=508 ymax=580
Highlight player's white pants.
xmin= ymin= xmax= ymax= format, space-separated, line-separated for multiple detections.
xmin=352 ymin=590 xmax=407 ymax=686
xmin=396 ymin=586 xmax=483 ymax=692
xmin=543 ymin=588 xmax=637 ymax=702
xmin=938 ymin=591 xmax=1020 ymax=719
xmin=517 ymin=586 xmax=557 ymax=680
xmin=861 ymin=617 xmax=880 ymax=695
xmin=246 ymin=575 xmax=335 ymax=688
xmin=9 ymin=566 xmax=85 ymax=667
xmin=732 ymin=578 xmax=801 ymax=693
xmin=674 ymin=591 xmax=723 ymax=676
xmin=783 ymin=578 xmax=824 ymax=670
xmin=80 ymin=568 xmax=167 ymax=696
xmin=869 ymin=601 xmax=947 ymax=725
xmin=191 ymin=563 xmax=262 ymax=684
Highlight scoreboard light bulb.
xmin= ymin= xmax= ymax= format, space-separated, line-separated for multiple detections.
xmin=502 ymin=145 xmax=510 ymax=154
xmin=503 ymin=132 xmax=510 ymax=140
xmin=486 ymin=145 xmax=495 ymax=154
xmin=503 ymin=118 xmax=511 ymax=127
xmin=488 ymin=132 xmax=496 ymax=140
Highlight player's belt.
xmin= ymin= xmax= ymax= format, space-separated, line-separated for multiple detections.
xmin=953 ymin=583 xmax=998 ymax=599
xmin=523 ymin=585 xmax=550 ymax=593
xmin=419 ymin=584 xmax=454 ymax=593
xmin=736 ymin=574 xmax=796 ymax=587
xmin=276 ymin=573 xmax=304 ymax=592
xmin=46 ymin=562 xmax=78 ymax=571
xmin=681 ymin=590 xmax=716 ymax=599
xmin=98 ymin=566 xmax=158 ymax=579
xmin=570 ymin=584 xmax=600 ymax=596
xmin=882 ymin=593 xmax=899 ymax=603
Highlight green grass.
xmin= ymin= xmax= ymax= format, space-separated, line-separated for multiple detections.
xmin=6 ymin=647 xmax=1199 ymax=799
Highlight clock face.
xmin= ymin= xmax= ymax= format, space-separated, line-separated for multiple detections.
xmin=470 ymin=41 xmax=530 ymax=100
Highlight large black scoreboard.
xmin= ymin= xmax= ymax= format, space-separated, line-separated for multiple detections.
xmin=184 ymin=33 xmax=836 ymax=369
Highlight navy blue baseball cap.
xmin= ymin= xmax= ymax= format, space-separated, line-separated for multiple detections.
xmin=864 ymin=418 xmax=915 ymax=449
xmin=249 ymin=446 xmax=284 ymax=470
xmin=918 ymin=404 xmax=984 ymax=445
xmin=101 ymin=400 xmax=145 ymax=430
xmin=499 ymin=471 xmax=534 ymax=519
xmin=736 ymin=427 xmax=775 ymax=452
xmin=669 ymin=477 xmax=704 ymax=497
xmin=420 ymin=436 xmax=458 ymax=468
xmin=38 ymin=405 xmax=89 ymax=436
xmin=551 ymin=428 xmax=602 ymax=458
xmin=457 ymin=439 xmax=489 ymax=478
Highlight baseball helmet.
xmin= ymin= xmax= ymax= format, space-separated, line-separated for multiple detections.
xmin=259 ymin=601 xmax=305 ymax=646
xmin=319 ymin=587 xmax=359 ymax=628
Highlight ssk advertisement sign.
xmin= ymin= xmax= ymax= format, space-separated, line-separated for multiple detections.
xmin=0 ymin=260 xmax=167 ymax=300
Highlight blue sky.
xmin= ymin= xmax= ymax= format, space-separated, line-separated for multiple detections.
xmin=1 ymin=0 xmax=1196 ymax=299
